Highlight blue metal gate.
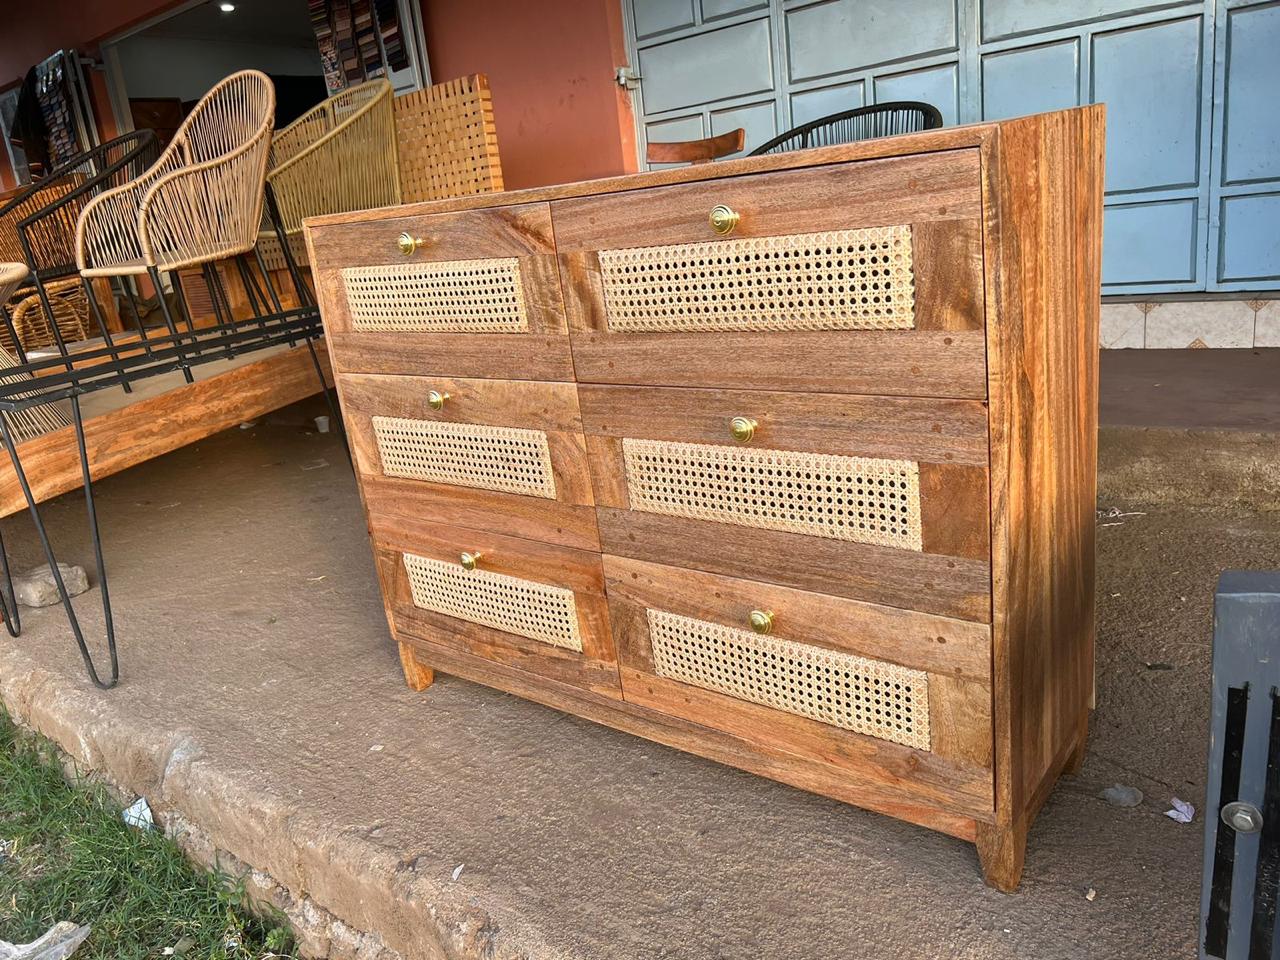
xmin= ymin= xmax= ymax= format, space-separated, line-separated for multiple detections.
xmin=622 ymin=0 xmax=1280 ymax=294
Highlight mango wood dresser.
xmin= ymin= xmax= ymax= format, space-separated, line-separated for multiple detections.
xmin=304 ymin=105 xmax=1104 ymax=892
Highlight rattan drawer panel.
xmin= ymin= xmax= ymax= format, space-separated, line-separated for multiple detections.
xmin=622 ymin=438 xmax=922 ymax=551
xmin=370 ymin=514 xmax=620 ymax=696
xmin=598 ymin=225 xmax=914 ymax=333
xmin=372 ymin=417 xmax=557 ymax=499
xmin=343 ymin=259 xmax=529 ymax=333
xmin=647 ymin=608 xmax=929 ymax=749
xmin=337 ymin=373 xmax=600 ymax=550
xmin=553 ymin=153 xmax=986 ymax=397
xmin=308 ymin=202 xmax=574 ymax=380
xmin=403 ymin=552 xmax=582 ymax=651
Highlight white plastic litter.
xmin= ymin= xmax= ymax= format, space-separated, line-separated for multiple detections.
xmin=121 ymin=796 xmax=154 ymax=830
xmin=451 ymin=863 xmax=464 ymax=881
xmin=1165 ymin=797 xmax=1196 ymax=823
xmin=314 ymin=415 xmax=331 ymax=433
xmin=0 ymin=922 xmax=92 ymax=959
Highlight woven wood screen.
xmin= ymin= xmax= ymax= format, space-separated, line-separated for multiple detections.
xmin=393 ymin=75 xmax=504 ymax=203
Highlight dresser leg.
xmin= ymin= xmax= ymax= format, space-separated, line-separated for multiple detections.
xmin=398 ymin=642 xmax=435 ymax=691
xmin=1063 ymin=729 xmax=1088 ymax=776
xmin=975 ymin=819 xmax=1027 ymax=893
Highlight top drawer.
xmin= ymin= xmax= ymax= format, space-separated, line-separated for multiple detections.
xmin=552 ymin=150 xmax=986 ymax=398
xmin=307 ymin=202 xmax=574 ymax=381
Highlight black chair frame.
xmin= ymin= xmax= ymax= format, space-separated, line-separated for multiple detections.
xmin=749 ymin=101 xmax=944 ymax=156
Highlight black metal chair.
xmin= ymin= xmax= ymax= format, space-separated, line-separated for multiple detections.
xmin=0 ymin=130 xmax=161 ymax=362
xmin=749 ymin=101 xmax=943 ymax=156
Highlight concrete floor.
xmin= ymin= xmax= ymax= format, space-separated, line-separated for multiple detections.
xmin=1 ymin=352 xmax=1277 ymax=959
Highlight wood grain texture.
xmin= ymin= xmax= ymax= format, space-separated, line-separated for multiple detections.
xmin=308 ymin=202 xmax=572 ymax=381
xmin=602 ymin=554 xmax=991 ymax=680
xmin=980 ymin=106 xmax=1103 ymax=889
xmin=0 ymin=344 xmax=333 ymax=519
xmin=550 ymin=152 xmax=980 ymax=251
xmin=596 ymin=507 xmax=991 ymax=622
xmin=307 ymin=125 xmax=999 ymax=229
xmin=646 ymin=128 xmax=744 ymax=165
xmin=369 ymin=513 xmax=620 ymax=696
xmin=338 ymin=373 xmax=596 ymax=508
xmin=398 ymin=641 xmax=435 ymax=691
xmin=398 ymin=634 xmax=984 ymax=840
xmin=578 ymin=385 xmax=989 ymax=466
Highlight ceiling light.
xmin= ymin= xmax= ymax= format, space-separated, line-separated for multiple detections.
xmin=219 ymin=2 xmax=235 ymax=11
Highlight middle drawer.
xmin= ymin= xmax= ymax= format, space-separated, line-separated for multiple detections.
xmin=579 ymin=385 xmax=992 ymax=622
xmin=339 ymin=373 xmax=600 ymax=551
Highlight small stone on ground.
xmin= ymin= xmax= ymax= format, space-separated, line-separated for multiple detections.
xmin=13 ymin=563 xmax=88 ymax=608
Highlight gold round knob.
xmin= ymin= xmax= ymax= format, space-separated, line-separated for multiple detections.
xmin=709 ymin=204 xmax=740 ymax=236
xmin=460 ymin=551 xmax=483 ymax=571
xmin=748 ymin=610 xmax=774 ymax=635
xmin=398 ymin=232 xmax=426 ymax=255
xmin=427 ymin=390 xmax=450 ymax=411
xmin=729 ymin=416 xmax=758 ymax=443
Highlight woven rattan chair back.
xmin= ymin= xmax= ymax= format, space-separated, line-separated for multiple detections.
xmin=267 ymin=79 xmax=398 ymax=235
xmin=393 ymin=75 xmax=503 ymax=203
xmin=748 ymin=101 xmax=943 ymax=156
xmin=76 ymin=70 xmax=276 ymax=276
xmin=0 ymin=131 xmax=159 ymax=282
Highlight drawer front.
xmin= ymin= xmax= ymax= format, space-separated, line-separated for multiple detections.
xmin=371 ymin=514 xmax=619 ymax=696
xmin=552 ymin=151 xmax=986 ymax=397
xmin=339 ymin=373 xmax=599 ymax=551
xmin=604 ymin=555 xmax=993 ymax=815
xmin=308 ymin=202 xmax=574 ymax=380
xmin=580 ymin=385 xmax=991 ymax=621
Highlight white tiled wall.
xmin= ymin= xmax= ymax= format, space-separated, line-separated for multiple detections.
xmin=1100 ymin=300 xmax=1279 ymax=348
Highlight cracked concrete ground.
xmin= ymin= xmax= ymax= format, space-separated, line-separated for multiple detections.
xmin=1 ymin=351 xmax=1278 ymax=959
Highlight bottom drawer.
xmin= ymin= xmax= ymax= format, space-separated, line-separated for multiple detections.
xmin=603 ymin=555 xmax=995 ymax=815
xmin=370 ymin=513 xmax=620 ymax=697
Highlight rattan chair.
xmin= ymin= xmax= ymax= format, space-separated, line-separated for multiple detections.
xmin=76 ymin=70 xmax=275 ymax=279
xmin=393 ymin=74 xmax=503 ymax=203
xmin=267 ymin=78 xmax=398 ymax=235
xmin=0 ymin=130 xmax=158 ymax=354
xmin=749 ymin=101 xmax=943 ymax=156
xmin=0 ymin=263 xmax=71 ymax=441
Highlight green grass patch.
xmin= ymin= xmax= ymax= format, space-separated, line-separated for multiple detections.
xmin=0 ymin=711 xmax=296 ymax=959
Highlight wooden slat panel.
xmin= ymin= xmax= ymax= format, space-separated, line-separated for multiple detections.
xmin=596 ymin=508 xmax=991 ymax=623
xmin=578 ymin=385 xmax=989 ymax=467
xmin=369 ymin=514 xmax=619 ymax=696
xmin=977 ymin=106 xmax=1103 ymax=890
xmin=0 ymin=345 xmax=333 ymax=519
xmin=309 ymin=203 xmax=573 ymax=380
xmin=551 ymin=152 xmax=981 ymax=252
xmin=603 ymin=555 xmax=991 ymax=680
xmin=337 ymin=374 xmax=597 ymax=549
xmin=397 ymin=633 xmax=986 ymax=839
xmin=605 ymin=584 xmax=993 ymax=815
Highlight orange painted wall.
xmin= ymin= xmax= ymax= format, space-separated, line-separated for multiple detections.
xmin=420 ymin=0 xmax=638 ymax=189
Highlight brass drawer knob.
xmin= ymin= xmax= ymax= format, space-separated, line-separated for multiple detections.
xmin=729 ymin=416 xmax=758 ymax=443
xmin=398 ymin=232 xmax=427 ymax=256
xmin=748 ymin=609 xmax=774 ymax=635
xmin=460 ymin=551 xmax=483 ymax=571
xmin=427 ymin=389 xmax=450 ymax=411
xmin=709 ymin=204 xmax=740 ymax=236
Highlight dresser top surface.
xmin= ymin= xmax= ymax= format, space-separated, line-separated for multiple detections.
xmin=304 ymin=112 xmax=1064 ymax=232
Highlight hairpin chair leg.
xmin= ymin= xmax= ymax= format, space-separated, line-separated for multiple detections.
xmin=147 ymin=267 xmax=194 ymax=383
xmin=0 ymin=404 xmax=118 ymax=689
xmin=0 ymin=526 xmax=21 ymax=638
xmin=79 ymin=277 xmax=133 ymax=394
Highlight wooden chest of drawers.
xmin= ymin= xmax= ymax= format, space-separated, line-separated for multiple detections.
xmin=305 ymin=106 xmax=1104 ymax=892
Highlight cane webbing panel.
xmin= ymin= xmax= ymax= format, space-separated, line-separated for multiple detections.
xmin=404 ymin=553 xmax=583 ymax=652
xmin=342 ymin=259 xmax=529 ymax=333
xmin=622 ymin=439 xmax=922 ymax=551
xmin=647 ymin=609 xmax=929 ymax=749
xmin=597 ymin=225 xmax=914 ymax=333
xmin=372 ymin=417 xmax=557 ymax=499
